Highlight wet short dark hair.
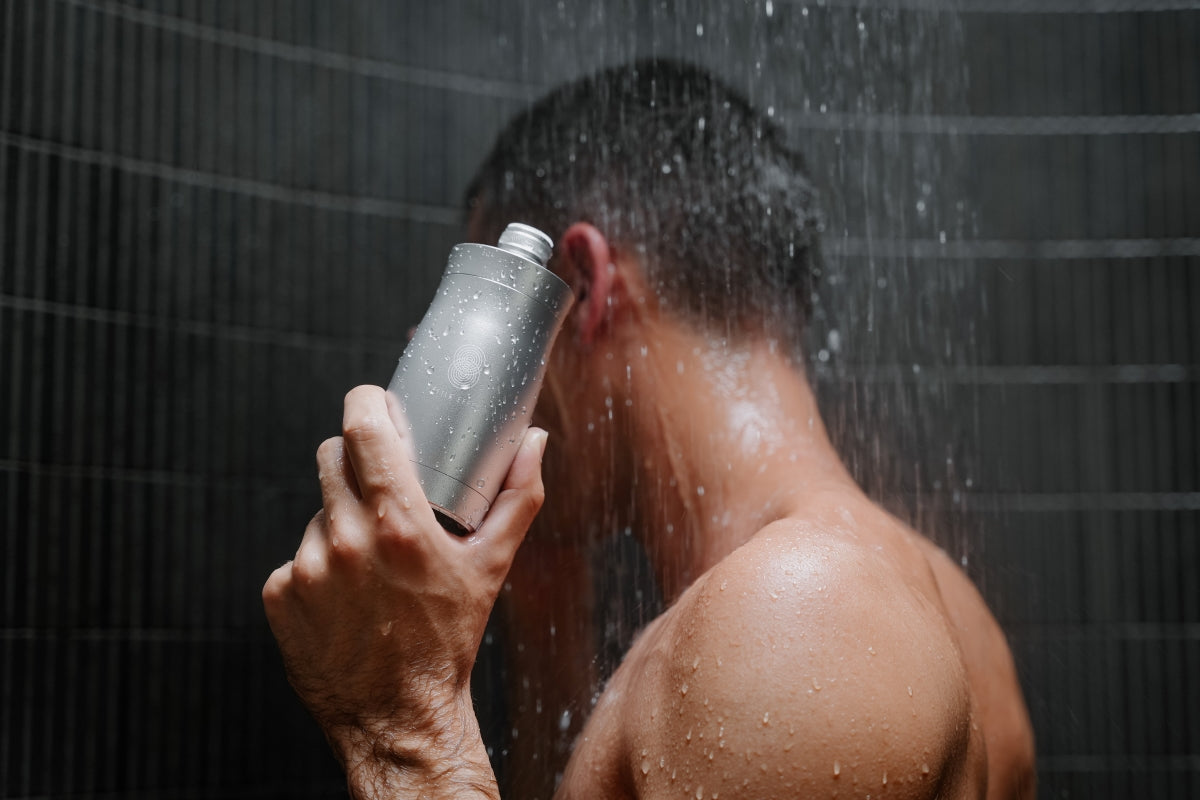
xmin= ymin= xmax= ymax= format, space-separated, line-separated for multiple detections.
xmin=466 ymin=58 xmax=824 ymax=344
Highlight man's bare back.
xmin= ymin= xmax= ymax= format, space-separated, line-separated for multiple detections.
xmin=554 ymin=489 xmax=1033 ymax=799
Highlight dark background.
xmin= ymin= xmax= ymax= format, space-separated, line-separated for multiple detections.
xmin=2 ymin=1 xmax=1197 ymax=797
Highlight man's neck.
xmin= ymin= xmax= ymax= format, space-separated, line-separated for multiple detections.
xmin=623 ymin=325 xmax=857 ymax=602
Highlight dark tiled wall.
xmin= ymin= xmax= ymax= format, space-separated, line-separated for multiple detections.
xmin=954 ymin=9 xmax=1200 ymax=796
xmin=1 ymin=1 xmax=1197 ymax=797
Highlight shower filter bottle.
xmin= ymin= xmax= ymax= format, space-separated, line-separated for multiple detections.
xmin=386 ymin=223 xmax=573 ymax=535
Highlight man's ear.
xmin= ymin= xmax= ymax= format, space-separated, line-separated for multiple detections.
xmin=559 ymin=222 xmax=617 ymax=345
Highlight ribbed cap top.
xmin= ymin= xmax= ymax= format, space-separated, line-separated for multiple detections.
xmin=496 ymin=222 xmax=553 ymax=267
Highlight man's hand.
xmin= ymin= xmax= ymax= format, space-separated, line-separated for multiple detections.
xmin=262 ymin=385 xmax=547 ymax=800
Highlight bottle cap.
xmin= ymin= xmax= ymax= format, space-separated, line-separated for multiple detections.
xmin=497 ymin=222 xmax=554 ymax=268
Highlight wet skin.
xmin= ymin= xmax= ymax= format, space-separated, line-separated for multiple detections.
xmin=518 ymin=221 xmax=1035 ymax=798
xmin=554 ymin=496 xmax=1030 ymax=800
xmin=263 ymin=222 xmax=1035 ymax=799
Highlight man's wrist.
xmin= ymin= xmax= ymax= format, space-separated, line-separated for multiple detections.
xmin=329 ymin=699 xmax=498 ymax=800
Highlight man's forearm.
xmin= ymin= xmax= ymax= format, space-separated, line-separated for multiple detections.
xmin=332 ymin=704 xmax=499 ymax=800
xmin=341 ymin=743 xmax=498 ymax=800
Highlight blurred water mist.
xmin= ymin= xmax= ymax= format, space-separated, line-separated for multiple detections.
xmin=1 ymin=2 xmax=1197 ymax=798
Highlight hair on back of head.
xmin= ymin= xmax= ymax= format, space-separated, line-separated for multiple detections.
xmin=466 ymin=58 xmax=824 ymax=345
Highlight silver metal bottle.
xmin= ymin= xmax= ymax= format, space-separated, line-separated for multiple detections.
xmin=387 ymin=223 xmax=573 ymax=534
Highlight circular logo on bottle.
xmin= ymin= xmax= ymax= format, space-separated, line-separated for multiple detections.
xmin=447 ymin=344 xmax=485 ymax=390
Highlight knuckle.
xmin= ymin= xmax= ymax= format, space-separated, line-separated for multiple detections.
xmin=261 ymin=566 xmax=290 ymax=608
xmin=290 ymin=548 xmax=326 ymax=587
xmin=342 ymin=411 xmax=385 ymax=445
xmin=343 ymin=386 xmax=393 ymax=444
xmin=373 ymin=516 xmax=425 ymax=559
xmin=522 ymin=481 xmax=546 ymax=519
xmin=375 ymin=519 xmax=414 ymax=550
xmin=322 ymin=511 xmax=361 ymax=557
xmin=316 ymin=436 xmax=344 ymax=464
xmin=327 ymin=529 xmax=366 ymax=565
xmin=529 ymin=480 xmax=546 ymax=511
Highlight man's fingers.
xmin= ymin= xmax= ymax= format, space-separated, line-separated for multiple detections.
xmin=315 ymin=441 xmax=376 ymax=565
xmin=291 ymin=511 xmax=332 ymax=587
xmin=317 ymin=435 xmax=362 ymax=508
xmin=262 ymin=560 xmax=292 ymax=623
xmin=341 ymin=384 xmax=436 ymax=532
xmin=263 ymin=510 xmax=330 ymax=611
xmin=317 ymin=437 xmax=378 ymax=561
xmin=471 ymin=427 xmax=548 ymax=571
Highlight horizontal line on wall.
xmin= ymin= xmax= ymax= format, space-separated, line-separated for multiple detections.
xmin=829 ymin=236 xmax=1200 ymax=259
xmin=1008 ymin=622 xmax=1200 ymax=641
xmin=812 ymin=363 xmax=1199 ymax=384
xmin=788 ymin=0 xmax=1200 ymax=12
xmin=0 ymin=131 xmax=462 ymax=224
xmin=0 ymin=457 xmax=311 ymax=494
xmin=0 ymin=293 xmax=403 ymax=354
xmin=878 ymin=490 xmax=1200 ymax=513
xmin=61 ymin=0 xmax=534 ymax=100
xmin=0 ymin=626 xmax=266 ymax=643
xmin=788 ymin=111 xmax=1200 ymax=136
xmin=963 ymin=492 xmax=1200 ymax=512
xmin=954 ymin=0 xmax=1197 ymax=12
xmin=10 ymin=783 xmax=349 ymax=800
xmin=6 ymin=131 xmax=1197 ymax=262
xmin=1039 ymin=755 xmax=1200 ymax=773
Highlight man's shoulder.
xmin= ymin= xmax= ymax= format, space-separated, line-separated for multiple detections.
xmin=618 ymin=521 xmax=983 ymax=797
xmin=674 ymin=517 xmax=948 ymax=641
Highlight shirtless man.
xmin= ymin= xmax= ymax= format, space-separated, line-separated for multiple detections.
xmin=262 ymin=60 xmax=1035 ymax=799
